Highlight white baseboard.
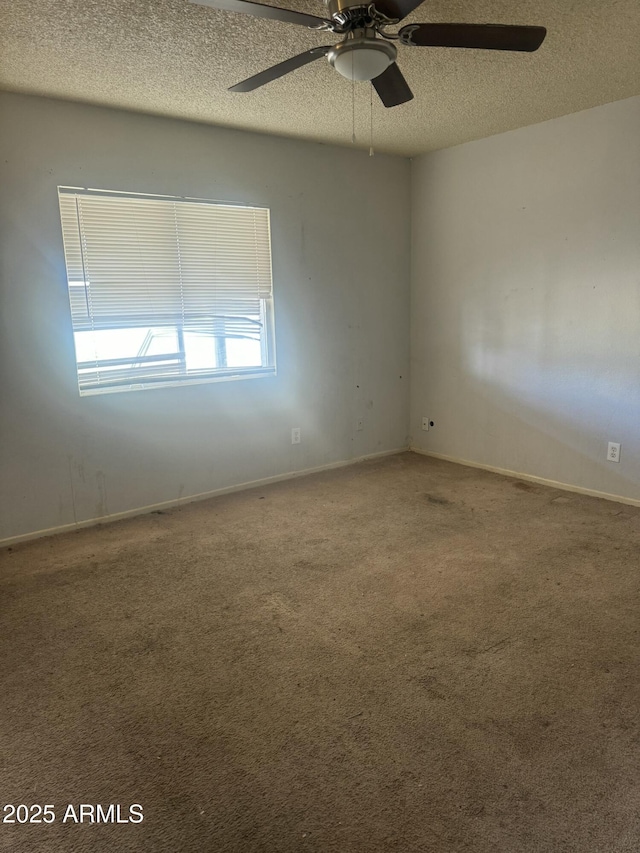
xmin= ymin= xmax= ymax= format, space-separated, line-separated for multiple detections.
xmin=411 ymin=447 xmax=640 ymax=509
xmin=1 ymin=447 xmax=409 ymax=547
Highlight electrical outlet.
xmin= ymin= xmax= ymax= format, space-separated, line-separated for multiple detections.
xmin=291 ymin=427 xmax=301 ymax=445
xmin=422 ymin=417 xmax=434 ymax=431
xmin=607 ymin=441 xmax=621 ymax=463
xmin=356 ymin=418 xmax=363 ymax=432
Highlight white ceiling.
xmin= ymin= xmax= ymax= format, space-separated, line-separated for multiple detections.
xmin=1 ymin=0 xmax=639 ymax=156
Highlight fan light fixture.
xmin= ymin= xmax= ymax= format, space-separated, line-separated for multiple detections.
xmin=189 ymin=0 xmax=547 ymax=109
xmin=327 ymin=38 xmax=397 ymax=82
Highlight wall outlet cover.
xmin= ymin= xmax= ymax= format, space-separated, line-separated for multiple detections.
xmin=607 ymin=441 xmax=621 ymax=463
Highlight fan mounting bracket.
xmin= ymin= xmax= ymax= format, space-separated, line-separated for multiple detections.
xmin=325 ymin=2 xmax=400 ymax=34
xmin=398 ymin=23 xmax=419 ymax=45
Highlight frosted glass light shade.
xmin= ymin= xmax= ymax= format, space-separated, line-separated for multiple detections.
xmin=328 ymin=39 xmax=397 ymax=82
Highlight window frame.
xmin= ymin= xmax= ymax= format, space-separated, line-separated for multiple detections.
xmin=58 ymin=187 xmax=277 ymax=396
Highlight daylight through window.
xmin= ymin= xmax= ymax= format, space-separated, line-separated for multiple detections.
xmin=58 ymin=188 xmax=276 ymax=395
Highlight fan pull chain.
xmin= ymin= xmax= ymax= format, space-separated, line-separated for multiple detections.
xmin=351 ymin=53 xmax=356 ymax=144
xmin=369 ymin=83 xmax=374 ymax=157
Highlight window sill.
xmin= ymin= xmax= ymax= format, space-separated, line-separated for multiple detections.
xmin=78 ymin=366 xmax=277 ymax=396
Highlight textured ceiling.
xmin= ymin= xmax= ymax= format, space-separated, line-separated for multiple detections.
xmin=1 ymin=0 xmax=639 ymax=156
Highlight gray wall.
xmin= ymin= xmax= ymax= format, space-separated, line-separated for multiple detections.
xmin=0 ymin=93 xmax=411 ymax=541
xmin=3 ymin=90 xmax=638 ymax=542
xmin=410 ymin=96 xmax=640 ymax=502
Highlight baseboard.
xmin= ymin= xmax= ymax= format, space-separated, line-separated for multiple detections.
xmin=1 ymin=447 xmax=409 ymax=548
xmin=410 ymin=448 xmax=640 ymax=509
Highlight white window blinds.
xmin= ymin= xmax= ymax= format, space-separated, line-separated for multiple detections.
xmin=58 ymin=188 xmax=276 ymax=395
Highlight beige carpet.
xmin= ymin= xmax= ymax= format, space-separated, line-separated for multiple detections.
xmin=1 ymin=452 xmax=640 ymax=852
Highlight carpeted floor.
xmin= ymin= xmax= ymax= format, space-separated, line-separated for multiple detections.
xmin=1 ymin=452 xmax=640 ymax=852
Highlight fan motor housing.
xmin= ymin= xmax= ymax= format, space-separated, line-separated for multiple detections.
xmin=325 ymin=0 xmax=370 ymax=15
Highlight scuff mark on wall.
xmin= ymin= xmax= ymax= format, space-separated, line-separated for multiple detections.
xmin=67 ymin=456 xmax=77 ymax=525
xmin=95 ymin=471 xmax=108 ymax=517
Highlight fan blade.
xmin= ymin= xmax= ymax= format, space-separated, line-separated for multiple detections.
xmin=372 ymin=63 xmax=414 ymax=108
xmin=374 ymin=1 xmax=425 ymax=21
xmin=399 ymin=23 xmax=547 ymax=52
xmin=189 ymin=0 xmax=331 ymax=29
xmin=229 ymin=46 xmax=332 ymax=92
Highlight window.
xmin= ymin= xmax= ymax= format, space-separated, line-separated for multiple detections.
xmin=58 ymin=188 xmax=276 ymax=395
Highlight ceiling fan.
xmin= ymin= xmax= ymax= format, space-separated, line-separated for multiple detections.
xmin=189 ymin=0 xmax=547 ymax=107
